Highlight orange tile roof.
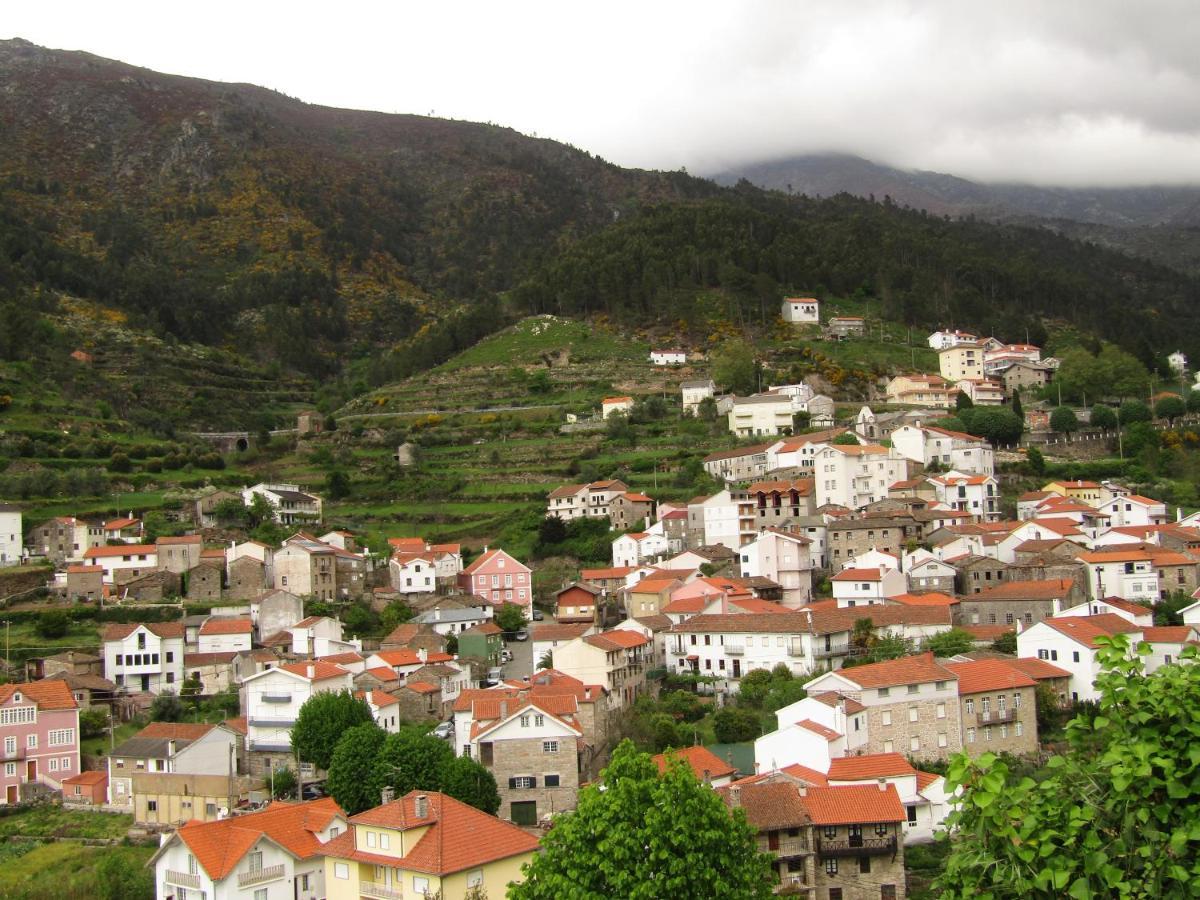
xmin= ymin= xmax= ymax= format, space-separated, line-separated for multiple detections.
xmin=1003 ymin=657 xmax=1071 ymax=680
xmin=174 ymin=797 xmax=343 ymax=879
xmin=584 ymin=630 xmax=649 ymax=650
xmin=632 ymin=576 xmax=681 ymax=593
xmin=943 ymin=659 xmax=1037 ymax=694
xmin=827 ymin=753 xmax=916 ymax=781
xmin=198 ymin=618 xmax=252 ymax=636
xmin=83 ymin=544 xmax=157 ymax=558
xmin=831 ymin=653 xmax=954 ymax=689
xmin=719 ymin=781 xmax=811 ymax=830
xmin=157 ymin=534 xmax=202 ymax=545
xmin=66 ymin=565 xmax=103 ymax=573
xmin=318 ymin=651 xmax=365 ymax=664
xmin=278 ymin=661 xmax=350 ymax=681
xmin=63 ymin=770 xmax=107 ymax=786
xmin=1040 ymin=615 xmax=1141 ymax=648
xmin=531 ymin=623 xmax=592 ymax=641
xmin=372 ymin=649 xmax=424 ymax=666
xmin=1142 ymin=626 xmax=1197 ymax=643
xmin=223 ymin=717 xmax=248 ymax=735
xmin=137 ymin=722 xmax=216 ymax=740
xmin=404 ymin=682 xmax=440 ymax=695
xmin=969 ymin=578 xmax=1074 ymax=601
xmin=731 ymin=598 xmax=790 ymax=614
xmin=795 ymin=719 xmax=841 ymax=741
xmin=101 ymin=622 xmax=185 ymax=641
xmin=1077 ymin=549 xmax=1154 ymax=563
xmin=799 ymin=784 xmax=905 ymax=825
xmin=364 ymin=666 xmax=399 ymax=681
xmin=580 ymin=566 xmax=635 ymax=580
xmin=652 ymin=745 xmax=737 ymax=781
xmin=809 ymin=691 xmax=866 ymax=714
xmin=887 ymin=592 xmax=958 ymax=607
xmin=0 ymin=680 xmax=77 ymax=710
xmin=831 ymin=568 xmax=884 ymax=582
xmin=337 ymin=792 xmax=540 ymax=875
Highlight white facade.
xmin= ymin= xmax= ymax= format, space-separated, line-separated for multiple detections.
xmin=649 ymin=350 xmax=687 ymax=365
xmin=1015 ymin=623 xmax=1117 ymax=703
xmin=1080 ymin=554 xmax=1159 ymax=602
xmin=781 ymin=298 xmax=820 ymax=324
xmin=108 ymin=725 xmax=238 ymax=808
xmin=689 ymin=491 xmax=743 ymax=550
xmin=681 ymin=380 xmax=716 ymax=415
xmin=0 ymin=507 xmax=21 ymax=564
xmin=928 ymin=330 xmax=978 ymax=350
xmin=928 ymin=472 xmax=1001 ymax=522
xmin=83 ymin=545 xmax=159 ymax=584
xmin=611 ymin=532 xmax=669 ymax=568
xmin=104 ymin=626 xmax=185 ymax=695
xmin=939 ymin=344 xmax=984 ymax=381
xmin=813 ymin=445 xmax=907 ymax=511
xmin=242 ymin=482 xmax=323 ymax=525
xmin=1168 ymin=351 xmax=1188 ymax=375
xmin=389 ymin=555 xmax=437 ymax=594
xmin=831 ymin=567 xmax=908 ymax=607
xmin=891 ymin=425 xmax=994 ymax=476
xmin=241 ymin=665 xmax=353 ymax=757
xmin=738 ymin=530 xmax=814 ymax=607
xmin=413 ymin=606 xmax=489 ymax=636
xmin=601 ymin=397 xmax=634 ymax=419
xmin=1098 ymin=495 xmax=1168 ymax=528
xmin=727 ymin=395 xmax=796 ymax=438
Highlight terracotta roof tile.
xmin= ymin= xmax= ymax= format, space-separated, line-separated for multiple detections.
xmin=278 ymin=661 xmax=350 ymax=681
xmin=1003 ymin=657 xmax=1071 ymax=680
xmin=796 ymin=719 xmax=841 ymax=741
xmin=827 ymin=753 xmax=916 ymax=781
xmin=198 ymin=618 xmax=253 ymax=636
xmin=799 ymin=784 xmax=905 ymax=825
xmin=969 ymin=578 xmax=1074 ymax=601
xmin=0 ymin=680 xmax=77 ymax=710
xmin=828 ymin=652 xmax=954 ymax=689
xmin=718 ymin=781 xmax=810 ymax=830
xmin=943 ymin=659 xmax=1037 ymax=694
xmin=652 ymin=745 xmax=737 ymax=781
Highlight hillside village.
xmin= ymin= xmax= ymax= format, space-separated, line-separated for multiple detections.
xmin=1 ymin=298 xmax=1200 ymax=898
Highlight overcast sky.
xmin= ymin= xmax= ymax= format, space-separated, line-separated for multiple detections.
xmin=6 ymin=1 xmax=1200 ymax=186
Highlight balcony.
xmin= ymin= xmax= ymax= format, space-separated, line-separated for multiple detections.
xmin=725 ymin=644 xmax=745 ymax=656
xmin=778 ymin=874 xmax=812 ymax=892
xmin=977 ymin=708 xmax=1018 ymax=725
xmin=164 ymin=870 xmax=201 ymax=889
xmin=238 ymin=864 xmax=285 ymax=888
xmin=360 ymin=882 xmax=404 ymax=900
xmin=247 ymin=739 xmax=292 ymax=752
xmin=786 ymin=644 xmax=804 ymax=658
xmin=1 ymin=745 xmax=24 ymax=762
xmin=776 ymin=838 xmax=810 ymax=858
xmin=812 ymin=645 xmax=847 ymax=660
xmin=817 ymin=835 xmax=897 ymax=858
xmin=248 ymin=717 xmax=295 ymax=728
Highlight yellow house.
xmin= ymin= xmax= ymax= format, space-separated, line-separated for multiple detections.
xmin=1042 ymin=479 xmax=1103 ymax=505
xmin=323 ymin=790 xmax=539 ymax=899
xmin=939 ymin=343 xmax=985 ymax=381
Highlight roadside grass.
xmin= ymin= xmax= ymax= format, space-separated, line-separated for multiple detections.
xmin=0 ymin=806 xmax=133 ymax=840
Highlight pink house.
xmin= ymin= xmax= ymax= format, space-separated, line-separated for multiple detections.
xmin=0 ymin=680 xmax=80 ymax=804
xmin=459 ymin=548 xmax=533 ymax=617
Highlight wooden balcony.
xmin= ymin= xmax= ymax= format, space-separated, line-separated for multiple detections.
xmin=360 ymin=881 xmax=404 ymax=900
xmin=816 ymin=835 xmax=897 ymax=858
xmin=977 ymin=708 xmax=1017 ymax=725
xmin=237 ymin=863 xmax=285 ymax=887
xmin=164 ymin=870 xmax=201 ymax=889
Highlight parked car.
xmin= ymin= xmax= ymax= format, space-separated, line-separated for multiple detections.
xmin=486 ymin=666 xmax=505 ymax=683
xmin=432 ymin=721 xmax=453 ymax=740
xmin=301 ymin=782 xmax=326 ymax=800
xmin=515 ymin=628 xmax=529 ymax=641
xmin=500 ymin=649 xmax=513 ymax=664
xmin=532 ymin=609 xmax=544 ymax=621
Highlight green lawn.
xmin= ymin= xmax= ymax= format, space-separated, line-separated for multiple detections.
xmin=0 ymin=840 xmax=154 ymax=899
xmin=2 ymin=621 xmax=102 ymax=667
xmin=0 ymin=806 xmax=133 ymax=840
xmin=80 ymin=719 xmax=143 ymax=760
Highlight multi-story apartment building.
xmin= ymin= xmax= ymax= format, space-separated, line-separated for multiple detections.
xmin=1077 ymin=549 xmax=1160 ymax=602
xmin=813 ymin=445 xmax=908 ymax=511
xmin=884 ymin=373 xmax=957 ymax=408
xmin=928 ymin=329 xmax=978 ymax=350
xmin=545 ymin=479 xmax=630 ymax=520
xmin=939 ymin=342 xmax=984 ymax=381
xmin=106 ymin=721 xmax=240 ymax=809
xmin=151 ymin=796 xmax=346 ymax=900
xmin=102 ymin=622 xmax=185 ymax=695
xmin=745 ymin=479 xmax=817 ymax=527
xmin=727 ymin=394 xmax=796 ymax=437
xmin=891 ymin=424 xmax=994 ymax=476
xmin=459 ymin=547 xmax=534 ymax=617
xmin=738 ymin=528 xmax=814 ymax=607
xmin=240 ymin=661 xmax=353 ymax=776
xmin=942 ymin=659 xmax=1038 ymax=757
xmin=0 ymin=680 xmax=80 ymax=805
xmin=927 ymin=472 xmax=1001 ymax=522
xmin=552 ymin=630 xmax=650 ymax=708
xmin=804 ymin=654 xmax=963 ymax=761
xmin=701 ymin=442 xmax=773 ymax=483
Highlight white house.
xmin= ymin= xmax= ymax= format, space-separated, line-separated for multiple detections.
xmin=842 ymin=549 xmax=900 ymax=572
xmin=681 ymin=379 xmax=715 ymax=415
xmin=240 ymin=661 xmax=354 ymax=774
xmin=927 ymin=472 xmax=1001 ymax=522
xmin=891 ymin=424 xmax=994 ymax=476
xmin=1181 ymin=597 xmax=1200 ymax=627
xmin=727 ymin=394 xmax=796 ymax=438
xmin=388 ymin=551 xmax=438 ymax=594
xmin=107 ymin=722 xmax=240 ymax=809
xmin=150 ymin=797 xmax=346 ymax=900
xmin=812 ymin=444 xmax=908 ymax=511
xmin=195 ymin=618 xmax=253 ymax=654
xmin=906 ymin=556 xmax=958 ymax=592
xmin=102 ymin=622 xmax=185 ymax=695
xmin=1016 ymin=615 xmax=1141 ymax=702
xmin=781 ymin=297 xmax=820 ymax=324
xmin=242 ymin=482 xmax=323 ymax=525
xmin=1142 ymin=625 xmax=1200 ymax=672
xmin=1168 ymin=351 xmax=1188 ymax=375
xmin=601 ymin=396 xmax=634 ymax=419
xmin=754 ymin=693 xmax=867 ymax=774
xmin=1076 ymin=549 xmax=1159 ymax=603
xmin=611 ymin=531 xmax=670 ymax=568
xmin=412 ymin=605 xmax=490 ymax=636
xmin=955 ymin=378 xmax=1006 ymax=406
xmin=687 ymin=490 xmax=746 ymax=550
xmin=826 ymin=754 xmax=950 ymax=845
xmin=82 ymin=544 xmax=159 ymax=584
xmin=738 ymin=529 xmax=814 ymax=607
xmin=928 ymin=330 xmax=978 ymax=350
xmin=830 ymin=566 xmax=908 ymax=607
xmin=650 ymin=349 xmax=687 ymax=366
xmin=0 ymin=505 xmax=21 ymax=564
xmin=1055 ymin=597 xmax=1154 ymax=628
xmin=1098 ymin=494 xmax=1168 ymax=528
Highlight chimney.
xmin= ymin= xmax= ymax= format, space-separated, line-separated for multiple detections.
xmin=381 ymin=786 xmax=395 ymax=804
xmin=307 ymin=664 xmax=315 ymax=678
xmin=799 ymin=785 xmax=807 ymax=797
xmin=415 ymin=794 xmax=428 ymax=818
xmin=500 ymin=700 xmax=508 ymax=718
xmin=878 ymin=781 xmax=887 ymax=792
xmin=584 ymin=687 xmax=591 ymax=700
xmin=729 ymin=785 xmax=740 ymax=807
xmin=168 ymin=739 xmax=176 ymax=758
xmin=418 ymin=648 xmax=427 ymax=663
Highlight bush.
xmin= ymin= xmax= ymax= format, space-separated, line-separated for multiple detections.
xmin=35 ymin=609 xmax=71 ymax=639
xmin=712 ymin=707 xmax=761 ymax=743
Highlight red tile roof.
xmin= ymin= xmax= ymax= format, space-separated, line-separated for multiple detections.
xmin=719 ymin=781 xmax=811 ymax=830
xmin=157 ymin=534 xmax=202 ymax=545
xmin=830 ymin=653 xmax=954 ymax=689
xmin=652 ymin=745 xmax=737 ymax=781
xmin=1040 ymin=615 xmax=1141 ymax=648
xmin=101 ymin=622 xmax=185 ymax=641
xmin=827 ymin=753 xmax=916 ymax=781
xmin=337 ymin=791 xmax=539 ymax=874
xmin=0 ymin=680 xmax=77 ymax=710
xmin=969 ymin=578 xmax=1074 ymax=601
xmin=278 ymin=661 xmax=350 ymax=681
xmin=1003 ymin=657 xmax=1071 ymax=680
xmin=831 ymin=568 xmax=885 ymax=582
xmin=887 ymin=592 xmax=958 ymax=607
xmin=799 ymin=784 xmax=905 ymax=825
xmin=63 ymin=770 xmax=108 ymax=786
xmin=795 ymin=719 xmax=841 ymax=741
xmin=84 ymin=544 xmax=156 ymax=558
xmin=1142 ymin=626 xmax=1197 ymax=643
xmin=916 ymin=771 xmax=942 ymax=792
xmin=943 ymin=659 xmax=1037 ymax=694
xmin=137 ymin=722 xmax=216 ymax=740
xmin=583 ymin=630 xmax=649 ymax=650
xmin=198 ymin=618 xmax=252 ymax=636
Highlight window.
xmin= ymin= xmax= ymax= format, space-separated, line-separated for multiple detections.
xmin=938 ymin=732 xmax=948 ymax=748
xmin=882 ymin=886 xmax=898 ymax=900
xmin=1000 ymin=724 xmax=1008 ymax=739
xmin=965 ymin=698 xmax=974 ymax=714
xmin=3 ymin=763 xmax=13 ymax=777
xmin=147 ymin=800 xmax=158 ymax=812
xmin=0 ymin=706 xmax=35 ymax=726
xmin=883 ymin=740 xmax=893 ymax=752
xmin=543 ymin=741 xmax=559 ymax=753
xmin=545 ymin=774 xmax=561 ymax=787
xmin=1073 ymin=651 xmax=1080 ymax=663
xmin=829 ymin=890 xmax=843 ymax=900
xmin=1051 ymin=650 xmax=1058 ymax=661
xmin=520 ymin=715 xmax=530 ymax=727
xmin=414 ymin=876 xmax=430 ymax=893
xmin=1016 ymin=722 xmax=1024 ymax=737
xmin=1013 ymin=692 xmax=1022 ymax=709
xmin=967 ymin=728 xmax=976 ymax=744
xmin=881 ymin=711 xmax=891 ymax=726
xmin=334 ymin=863 xmax=349 ymax=880
xmin=205 ymin=803 xmax=216 ymax=817
xmin=984 ymin=726 xmax=992 ymax=742
xmin=910 ymin=736 xmax=920 ymax=752
xmin=534 ymin=714 xmax=545 ymax=727
xmin=908 ymin=707 xmax=918 ymax=723
xmin=467 ymin=869 xmax=484 ymax=888
xmin=329 ymin=827 xmax=340 ymax=839
xmin=49 ymin=758 xmax=59 ymax=772
xmin=859 ymin=855 xmax=871 ymax=873
xmin=907 ymin=684 xmax=919 ymax=695
xmin=254 ymin=890 xmax=267 ymax=900
xmin=48 ymin=729 xmax=74 ymax=747
xmin=26 ymin=734 xmax=36 ymax=749
xmin=380 ymin=833 xmax=389 ymax=849
xmin=878 ymin=687 xmax=890 ymax=698
xmin=936 ymin=702 xmax=946 ymax=719
xmin=512 ymin=776 xmax=536 ymax=789
xmin=366 ymin=831 xmax=376 ymax=848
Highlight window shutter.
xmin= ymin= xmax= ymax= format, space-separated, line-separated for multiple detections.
xmin=508 ymin=777 xmax=517 ymax=789
xmin=528 ymin=777 xmax=537 ymax=787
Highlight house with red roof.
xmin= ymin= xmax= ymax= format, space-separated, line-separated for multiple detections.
xmin=321 ymin=791 xmax=540 ymax=896
xmin=240 ymin=661 xmax=353 ymax=777
xmin=831 ymin=565 xmax=907 ymax=608
xmin=0 ymin=680 xmax=79 ymax=805
xmin=739 ymin=528 xmax=815 ymax=607
xmin=1077 ymin=548 xmax=1159 ymax=603
xmin=1099 ymin=493 xmax=1169 ymax=528
xmin=653 ymin=745 xmax=737 ymax=787
xmin=891 ymin=423 xmax=994 ymax=476
xmin=152 ymin=796 xmax=346 ymax=900
xmin=957 ymin=578 xmax=1079 ymax=631
xmin=611 ymin=529 xmax=670 ymax=569
xmin=459 ymin=547 xmax=533 ymax=617
xmin=196 ymin=616 xmax=253 ymax=654
xmin=825 ymin=752 xmax=950 ymax=844
xmin=274 ymin=533 xmax=366 ymax=602
xmin=1017 ymin=614 xmax=1144 ymax=702
xmin=552 ymin=629 xmax=651 ymax=708
xmin=800 ymin=783 xmax=907 ymax=895
xmin=82 ymin=543 xmax=159 ymax=584
xmin=942 ymin=659 xmax=1038 ymax=756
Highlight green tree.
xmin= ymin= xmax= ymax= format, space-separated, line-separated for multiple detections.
xmin=1025 ymin=445 xmax=1046 ymax=475
xmin=1089 ymin=404 xmax=1118 ymax=430
xmin=380 ymin=599 xmax=414 ymax=633
xmin=35 ymin=609 xmax=70 ymax=639
xmin=924 ymin=628 xmax=977 ymax=657
xmin=1011 ymin=389 xmax=1024 ymax=420
xmin=1050 ymin=406 xmax=1079 ymax=434
xmin=292 ymin=690 xmax=374 ymax=771
xmin=510 ymin=740 xmax=774 ymax=899
xmin=991 ymin=631 xmax=1019 ymax=654
xmin=959 ymin=407 xmax=1023 ymax=445
xmin=372 ymin=731 xmax=455 ymax=798
xmin=605 ymin=411 xmax=635 ymax=447
xmin=537 ymin=515 xmax=568 ymax=547
xmin=79 ymin=707 xmax=109 ymax=739
xmin=697 ymin=396 xmax=718 ymax=422
xmin=1187 ymin=391 xmax=1200 ymax=414
xmin=107 ymin=452 xmax=132 ymax=473
xmin=439 ymin=754 xmax=501 ymax=814
xmin=495 ymin=603 xmax=527 ymax=633
xmin=326 ymin=469 xmax=351 ymax=500
xmin=150 ymin=691 xmax=184 ymax=722
xmin=937 ymin=637 xmax=1200 ymax=898
xmin=831 ymin=432 xmax=860 ymax=445
xmin=711 ymin=339 xmax=758 ymax=395
xmin=326 ymin=723 xmax=389 ymax=815
xmin=1155 ymin=394 xmax=1186 ymax=424
xmin=95 ymin=852 xmax=155 ymax=900
xmin=712 ymin=707 xmax=761 ymax=742
xmin=270 ymin=765 xmax=297 ymax=799
xmin=735 ymin=668 xmax=774 ymax=707
xmin=212 ymin=496 xmax=250 ymax=527
xmin=1118 ymin=400 xmax=1151 ymax=424
xmin=956 ymin=390 xmax=974 ymax=410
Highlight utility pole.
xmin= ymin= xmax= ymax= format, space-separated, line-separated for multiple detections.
xmin=3 ymin=621 xmax=8 ymax=676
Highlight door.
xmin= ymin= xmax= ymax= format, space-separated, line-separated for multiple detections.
xmin=732 ymin=659 xmax=741 ymax=678
xmin=848 ymin=824 xmax=863 ymax=847
xmin=26 ymin=760 xmax=36 ymax=783
xmin=5 ymin=786 xmax=15 ymax=804
xmin=141 ymin=675 xmax=150 ymax=691
xmin=767 ymin=830 xmax=779 ymax=851
xmin=510 ymin=801 xmax=537 ymax=827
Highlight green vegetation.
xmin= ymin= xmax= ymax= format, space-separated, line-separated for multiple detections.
xmin=512 ymin=740 xmax=774 ymax=899
xmin=0 ymin=841 xmax=154 ymax=900
xmin=938 ymin=637 xmax=1200 ymax=898
xmin=0 ymin=807 xmax=132 ymax=840
xmin=291 ymin=690 xmax=375 ymax=771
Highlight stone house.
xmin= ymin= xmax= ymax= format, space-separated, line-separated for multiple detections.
xmin=608 ymin=491 xmax=655 ymax=531
xmin=156 ymin=534 xmax=203 ymax=575
xmin=827 ymin=517 xmax=921 ymax=566
xmin=186 ymin=560 xmax=224 ymax=601
xmin=226 ymin=555 xmax=267 ymax=600
xmin=957 ymin=578 xmax=1076 ymax=630
xmin=944 ymin=659 xmax=1039 ymax=757
xmin=65 ymin=564 xmax=103 ymax=601
xmin=952 ymin=554 xmax=1011 ymax=594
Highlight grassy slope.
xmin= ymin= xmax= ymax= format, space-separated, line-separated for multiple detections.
xmin=0 ymin=841 xmax=153 ymax=899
